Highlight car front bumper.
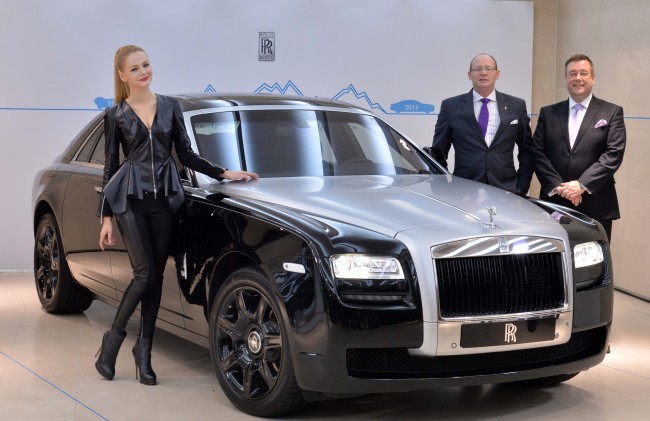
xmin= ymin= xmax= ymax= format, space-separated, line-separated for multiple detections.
xmin=291 ymin=282 xmax=612 ymax=395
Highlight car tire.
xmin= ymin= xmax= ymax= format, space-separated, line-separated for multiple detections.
xmin=518 ymin=372 xmax=580 ymax=387
xmin=34 ymin=213 xmax=93 ymax=314
xmin=209 ymin=267 xmax=306 ymax=417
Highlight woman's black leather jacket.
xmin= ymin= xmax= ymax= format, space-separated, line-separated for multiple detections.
xmin=98 ymin=94 xmax=225 ymax=218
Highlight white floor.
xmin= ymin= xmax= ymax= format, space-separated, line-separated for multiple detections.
xmin=1 ymin=271 xmax=649 ymax=421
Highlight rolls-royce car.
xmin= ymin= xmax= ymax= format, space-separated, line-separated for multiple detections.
xmin=32 ymin=94 xmax=613 ymax=417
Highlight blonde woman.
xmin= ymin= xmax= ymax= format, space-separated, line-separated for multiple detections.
xmin=96 ymin=45 xmax=257 ymax=385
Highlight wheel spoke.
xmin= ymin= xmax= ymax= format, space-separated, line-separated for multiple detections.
xmin=35 ymin=266 xmax=45 ymax=282
xmin=36 ymin=238 xmax=47 ymax=256
xmin=220 ymin=349 xmax=241 ymax=373
xmin=235 ymin=290 xmax=252 ymax=319
xmin=43 ymin=229 xmax=53 ymax=255
xmin=254 ymin=297 xmax=268 ymax=325
xmin=43 ymin=278 xmax=53 ymax=300
xmin=264 ymin=331 xmax=282 ymax=349
xmin=242 ymin=364 xmax=254 ymax=398
xmin=259 ymin=359 xmax=277 ymax=388
xmin=51 ymin=239 xmax=59 ymax=260
xmin=217 ymin=315 xmax=241 ymax=339
xmin=41 ymin=239 xmax=51 ymax=257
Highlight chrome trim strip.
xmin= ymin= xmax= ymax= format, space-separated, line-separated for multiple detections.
xmin=182 ymin=105 xmax=370 ymax=119
xmin=431 ymin=236 xmax=565 ymax=258
xmin=74 ymin=162 xmax=104 ymax=169
xmin=432 ymin=311 xmax=572 ymax=356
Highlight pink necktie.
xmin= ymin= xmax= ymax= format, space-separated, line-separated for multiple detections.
xmin=569 ymin=103 xmax=584 ymax=147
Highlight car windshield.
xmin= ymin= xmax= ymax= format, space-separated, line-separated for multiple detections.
xmin=190 ymin=109 xmax=442 ymax=177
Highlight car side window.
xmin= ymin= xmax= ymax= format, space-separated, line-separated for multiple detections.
xmin=191 ymin=112 xmax=242 ymax=171
xmin=74 ymin=125 xmax=102 ymax=163
xmin=90 ymin=132 xmax=106 ymax=165
xmin=73 ymin=122 xmax=109 ymax=166
xmin=74 ymin=122 xmax=123 ymax=167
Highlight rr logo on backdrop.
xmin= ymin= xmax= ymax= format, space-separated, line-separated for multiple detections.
xmin=259 ymin=32 xmax=275 ymax=61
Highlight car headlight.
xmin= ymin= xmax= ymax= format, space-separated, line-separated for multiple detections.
xmin=574 ymin=242 xmax=604 ymax=268
xmin=331 ymin=254 xmax=405 ymax=279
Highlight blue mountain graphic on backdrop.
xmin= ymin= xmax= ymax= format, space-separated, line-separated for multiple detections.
xmin=254 ymin=80 xmax=304 ymax=96
xmin=94 ymin=82 xmax=434 ymax=115
xmin=333 ymin=84 xmax=387 ymax=113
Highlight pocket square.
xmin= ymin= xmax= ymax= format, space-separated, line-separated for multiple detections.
xmin=510 ymin=119 xmax=518 ymax=125
xmin=595 ymin=119 xmax=608 ymax=128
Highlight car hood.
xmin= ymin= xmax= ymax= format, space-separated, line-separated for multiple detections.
xmin=213 ymin=175 xmax=555 ymax=237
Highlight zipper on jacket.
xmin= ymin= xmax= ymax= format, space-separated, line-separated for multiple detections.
xmin=99 ymin=197 xmax=105 ymax=223
xmin=149 ymin=128 xmax=157 ymax=198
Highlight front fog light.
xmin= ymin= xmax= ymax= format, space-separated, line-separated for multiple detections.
xmin=574 ymin=242 xmax=604 ymax=268
xmin=331 ymin=254 xmax=404 ymax=279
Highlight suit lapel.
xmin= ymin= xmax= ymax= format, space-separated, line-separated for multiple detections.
xmin=461 ymin=91 xmax=485 ymax=142
xmin=491 ymin=91 xmax=510 ymax=146
xmin=556 ymin=100 xmax=571 ymax=151
xmin=572 ymin=96 xmax=601 ymax=151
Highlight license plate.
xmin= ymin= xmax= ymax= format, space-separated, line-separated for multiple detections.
xmin=460 ymin=318 xmax=556 ymax=348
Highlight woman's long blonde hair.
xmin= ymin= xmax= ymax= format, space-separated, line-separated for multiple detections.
xmin=113 ymin=45 xmax=147 ymax=104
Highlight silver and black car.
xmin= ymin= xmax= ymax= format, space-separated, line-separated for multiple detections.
xmin=32 ymin=94 xmax=613 ymax=417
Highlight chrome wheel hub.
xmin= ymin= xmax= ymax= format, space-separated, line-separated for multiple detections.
xmin=247 ymin=330 xmax=263 ymax=354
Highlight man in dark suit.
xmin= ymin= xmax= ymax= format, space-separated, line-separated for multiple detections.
xmin=432 ymin=53 xmax=533 ymax=196
xmin=532 ymin=54 xmax=626 ymax=241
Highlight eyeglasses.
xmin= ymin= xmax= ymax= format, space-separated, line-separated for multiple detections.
xmin=567 ymin=71 xmax=592 ymax=79
xmin=470 ymin=67 xmax=497 ymax=73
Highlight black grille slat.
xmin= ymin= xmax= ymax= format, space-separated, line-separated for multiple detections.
xmin=436 ymin=253 xmax=565 ymax=318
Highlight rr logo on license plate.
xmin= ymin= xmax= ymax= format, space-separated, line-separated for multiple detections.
xmin=504 ymin=323 xmax=517 ymax=343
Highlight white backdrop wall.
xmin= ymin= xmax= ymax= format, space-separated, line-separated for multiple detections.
xmin=0 ymin=0 xmax=533 ymax=270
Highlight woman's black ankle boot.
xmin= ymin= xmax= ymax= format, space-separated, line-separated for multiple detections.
xmin=133 ymin=336 xmax=157 ymax=385
xmin=95 ymin=330 xmax=126 ymax=380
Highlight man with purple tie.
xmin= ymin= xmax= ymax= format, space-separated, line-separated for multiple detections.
xmin=432 ymin=53 xmax=533 ymax=196
xmin=532 ymin=54 xmax=626 ymax=241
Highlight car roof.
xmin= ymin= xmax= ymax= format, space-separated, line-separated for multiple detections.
xmin=170 ymin=93 xmax=360 ymax=112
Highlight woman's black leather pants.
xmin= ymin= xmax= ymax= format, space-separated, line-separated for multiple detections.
xmin=112 ymin=194 xmax=174 ymax=339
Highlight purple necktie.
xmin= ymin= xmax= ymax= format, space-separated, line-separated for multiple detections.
xmin=478 ymin=97 xmax=490 ymax=138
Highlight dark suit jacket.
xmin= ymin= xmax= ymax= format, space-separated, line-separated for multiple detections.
xmin=532 ymin=96 xmax=626 ymax=220
xmin=431 ymin=90 xmax=534 ymax=195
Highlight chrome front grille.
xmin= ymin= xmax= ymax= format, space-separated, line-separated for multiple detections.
xmin=432 ymin=237 xmax=567 ymax=319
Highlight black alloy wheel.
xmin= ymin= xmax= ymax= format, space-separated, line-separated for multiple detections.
xmin=209 ymin=267 xmax=304 ymax=416
xmin=34 ymin=213 xmax=92 ymax=313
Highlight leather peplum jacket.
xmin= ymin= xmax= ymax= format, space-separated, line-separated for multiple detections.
xmin=98 ymin=94 xmax=225 ymax=218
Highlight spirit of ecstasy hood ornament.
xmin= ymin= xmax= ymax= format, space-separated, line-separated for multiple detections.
xmin=482 ymin=206 xmax=500 ymax=230
xmin=487 ymin=206 xmax=497 ymax=223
